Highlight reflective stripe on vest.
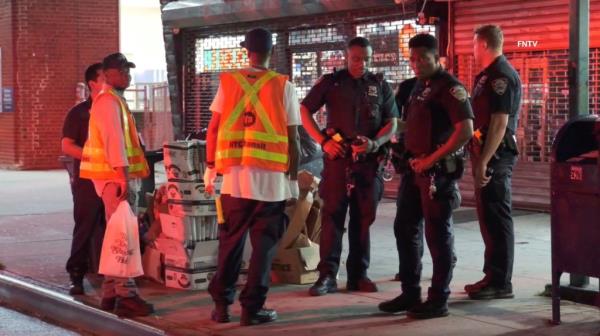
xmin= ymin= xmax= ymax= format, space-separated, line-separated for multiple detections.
xmin=216 ymin=70 xmax=289 ymax=172
xmin=79 ymin=89 xmax=149 ymax=180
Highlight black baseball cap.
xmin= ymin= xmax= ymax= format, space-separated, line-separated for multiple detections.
xmin=102 ymin=53 xmax=136 ymax=70
xmin=240 ymin=28 xmax=273 ymax=53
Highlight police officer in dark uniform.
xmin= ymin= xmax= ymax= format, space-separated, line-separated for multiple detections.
xmin=378 ymin=33 xmax=473 ymax=319
xmin=391 ymin=77 xmax=419 ymax=281
xmin=465 ymin=24 xmax=521 ymax=300
xmin=300 ymin=36 xmax=398 ymax=296
xmin=61 ymin=63 xmax=106 ymax=295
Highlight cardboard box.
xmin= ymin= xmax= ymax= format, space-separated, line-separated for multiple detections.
xmin=164 ymin=265 xmax=216 ymax=290
xmin=191 ymin=240 xmax=219 ymax=269
xmin=272 ymin=190 xmax=321 ymax=284
xmin=158 ymin=213 xmax=219 ymax=242
xmin=155 ymin=237 xmax=220 ymax=270
xmin=159 ymin=213 xmax=193 ymax=242
xmin=163 ymin=140 xmax=205 ymax=181
xmin=142 ymin=246 xmax=164 ymax=284
xmin=280 ymin=191 xmax=313 ymax=249
xmin=272 ymin=241 xmax=320 ymax=284
xmin=168 ymin=199 xmax=217 ymax=217
xmin=165 ymin=181 xmax=217 ymax=202
xmin=155 ymin=237 xmax=191 ymax=269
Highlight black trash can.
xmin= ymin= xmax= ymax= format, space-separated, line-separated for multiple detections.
xmin=550 ymin=115 xmax=600 ymax=324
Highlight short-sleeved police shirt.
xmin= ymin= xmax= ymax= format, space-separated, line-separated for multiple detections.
xmin=404 ymin=70 xmax=474 ymax=156
xmin=301 ymin=69 xmax=399 ymax=139
xmin=471 ymin=55 xmax=522 ymax=133
xmin=395 ymin=77 xmax=418 ymax=121
xmin=62 ymin=99 xmax=92 ymax=178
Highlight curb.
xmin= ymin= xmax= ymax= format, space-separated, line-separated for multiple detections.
xmin=0 ymin=273 xmax=165 ymax=336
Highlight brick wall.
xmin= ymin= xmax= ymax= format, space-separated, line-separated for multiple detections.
xmin=0 ymin=0 xmax=15 ymax=165
xmin=0 ymin=0 xmax=119 ymax=169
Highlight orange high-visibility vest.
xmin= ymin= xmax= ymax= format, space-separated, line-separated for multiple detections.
xmin=79 ymin=88 xmax=149 ymax=180
xmin=215 ymin=69 xmax=289 ymax=173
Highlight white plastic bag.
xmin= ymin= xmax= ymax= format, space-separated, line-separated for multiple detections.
xmin=98 ymin=201 xmax=144 ymax=278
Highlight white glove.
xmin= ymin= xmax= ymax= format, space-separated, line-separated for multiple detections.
xmin=203 ymin=167 xmax=217 ymax=194
xmin=289 ymin=179 xmax=299 ymax=200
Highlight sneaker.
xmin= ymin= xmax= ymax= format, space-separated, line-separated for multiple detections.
xmin=378 ymin=292 xmax=422 ymax=313
xmin=100 ymin=297 xmax=116 ymax=311
xmin=468 ymin=284 xmax=514 ymax=300
xmin=240 ymin=308 xmax=277 ymax=326
xmin=211 ymin=305 xmax=231 ymax=323
xmin=113 ymin=295 xmax=155 ymax=318
xmin=346 ymin=277 xmax=378 ymax=292
xmin=407 ymin=299 xmax=449 ymax=319
xmin=308 ymin=276 xmax=338 ymax=296
xmin=464 ymin=277 xmax=490 ymax=293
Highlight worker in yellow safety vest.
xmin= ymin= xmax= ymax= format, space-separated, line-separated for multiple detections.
xmin=204 ymin=28 xmax=301 ymax=326
xmin=80 ymin=53 xmax=153 ymax=318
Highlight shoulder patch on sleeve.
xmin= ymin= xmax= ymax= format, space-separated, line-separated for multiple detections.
xmin=492 ymin=77 xmax=508 ymax=95
xmin=449 ymin=85 xmax=468 ymax=102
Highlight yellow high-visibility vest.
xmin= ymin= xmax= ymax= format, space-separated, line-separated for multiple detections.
xmin=80 ymin=88 xmax=149 ymax=180
xmin=216 ymin=69 xmax=289 ymax=173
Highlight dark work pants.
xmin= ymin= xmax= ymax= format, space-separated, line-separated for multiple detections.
xmin=317 ymin=158 xmax=383 ymax=281
xmin=475 ymin=150 xmax=517 ymax=288
xmin=394 ymin=172 xmax=459 ymax=301
xmin=65 ymin=177 xmax=106 ymax=279
xmin=208 ymin=195 xmax=285 ymax=313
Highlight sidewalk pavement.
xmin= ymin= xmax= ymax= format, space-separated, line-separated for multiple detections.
xmin=0 ymin=169 xmax=598 ymax=336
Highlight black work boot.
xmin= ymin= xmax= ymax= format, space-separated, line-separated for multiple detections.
xmin=347 ymin=277 xmax=378 ymax=292
xmin=308 ymin=275 xmax=338 ymax=296
xmin=464 ymin=276 xmax=491 ymax=293
xmin=211 ymin=304 xmax=231 ymax=323
xmin=407 ymin=299 xmax=449 ymax=319
xmin=468 ymin=283 xmax=514 ymax=300
xmin=378 ymin=291 xmax=422 ymax=313
xmin=240 ymin=308 xmax=277 ymax=326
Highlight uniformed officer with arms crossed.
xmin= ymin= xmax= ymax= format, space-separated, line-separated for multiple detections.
xmin=204 ymin=27 xmax=301 ymax=326
xmin=378 ymin=33 xmax=473 ymax=319
xmin=301 ymin=36 xmax=398 ymax=296
xmin=465 ymin=24 xmax=521 ymax=300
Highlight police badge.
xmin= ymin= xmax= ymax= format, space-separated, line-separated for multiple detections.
xmin=368 ymin=85 xmax=378 ymax=97
xmin=449 ymin=85 xmax=468 ymax=102
xmin=492 ymin=78 xmax=508 ymax=95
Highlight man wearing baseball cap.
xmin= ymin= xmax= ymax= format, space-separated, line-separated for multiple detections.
xmin=80 ymin=52 xmax=154 ymax=318
xmin=204 ymin=28 xmax=301 ymax=326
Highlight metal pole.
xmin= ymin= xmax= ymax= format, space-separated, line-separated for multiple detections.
xmin=568 ymin=0 xmax=589 ymax=119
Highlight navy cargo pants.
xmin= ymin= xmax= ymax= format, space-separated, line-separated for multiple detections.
xmin=474 ymin=149 xmax=517 ymax=288
xmin=394 ymin=172 xmax=459 ymax=302
xmin=317 ymin=157 xmax=383 ymax=281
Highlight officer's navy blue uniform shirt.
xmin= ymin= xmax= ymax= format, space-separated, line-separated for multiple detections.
xmin=404 ymin=69 xmax=474 ymax=156
xmin=301 ymin=69 xmax=399 ymax=139
xmin=62 ymin=99 xmax=92 ymax=178
xmin=471 ymin=55 xmax=521 ymax=133
xmin=395 ymin=77 xmax=418 ymax=121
